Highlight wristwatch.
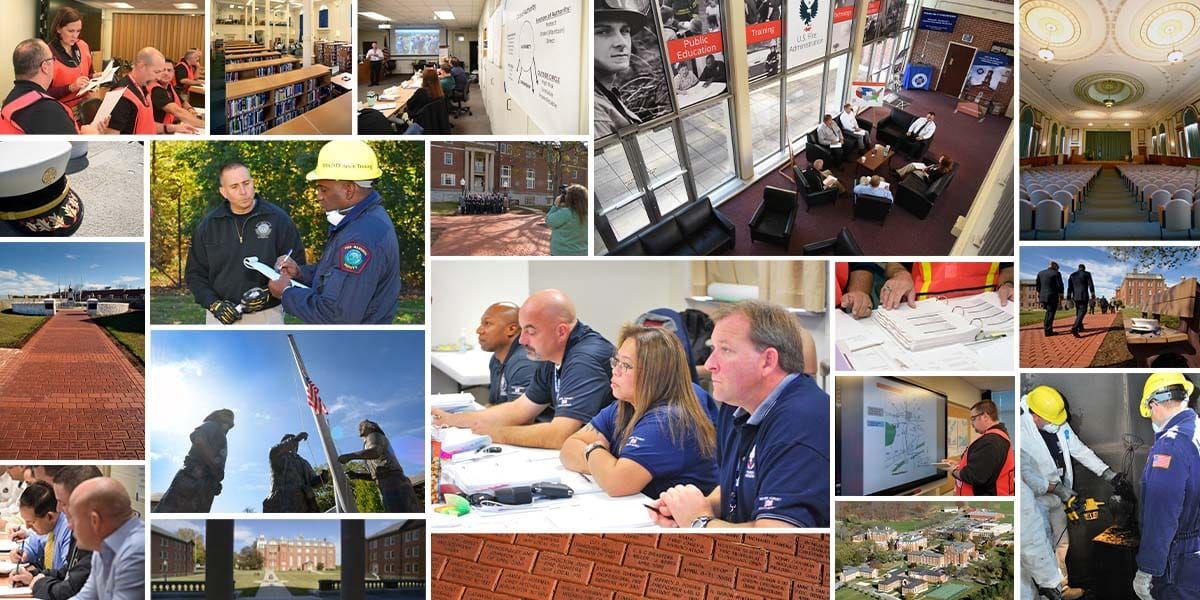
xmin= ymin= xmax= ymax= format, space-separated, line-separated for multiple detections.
xmin=691 ymin=515 xmax=714 ymax=528
xmin=584 ymin=441 xmax=607 ymax=462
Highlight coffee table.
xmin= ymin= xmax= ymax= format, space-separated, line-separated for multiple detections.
xmin=855 ymin=147 xmax=895 ymax=180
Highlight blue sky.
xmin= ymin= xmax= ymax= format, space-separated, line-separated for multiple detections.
xmin=149 ymin=331 xmax=425 ymax=513
xmin=1020 ymin=246 xmax=1194 ymax=297
xmin=0 ymin=242 xmax=144 ymax=296
xmin=152 ymin=519 xmax=413 ymax=565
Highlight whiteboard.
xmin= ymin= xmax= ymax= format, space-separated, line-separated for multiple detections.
xmin=487 ymin=8 xmax=503 ymax=66
xmin=502 ymin=0 xmax=581 ymax=133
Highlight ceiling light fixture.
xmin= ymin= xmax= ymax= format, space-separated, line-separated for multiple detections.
xmin=1038 ymin=48 xmax=1054 ymax=61
xmin=434 ymin=10 xmax=456 ymax=19
xmin=377 ymin=23 xmax=391 ymax=29
xmin=358 ymin=11 xmax=390 ymax=21
xmin=1124 ymin=122 xmax=1130 ymax=126
xmin=174 ymin=2 xmax=198 ymax=8
xmin=1168 ymin=49 xmax=1184 ymax=63
xmin=109 ymin=2 xmax=134 ymax=8
xmin=1088 ymin=122 xmax=1094 ymax=126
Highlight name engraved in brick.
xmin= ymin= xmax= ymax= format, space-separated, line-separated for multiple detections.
xmin=742 ymin=534 xmax=797 ymax=555
xmin=514 ymin=534 xmax=572 ymax=554
xmin=433 ymin=535 xmax=485 ymax=561
xmin=494 ymin=569 xmax=559 ymax=600
xmin=568 ymin=535 xmax=627 ymax=565
xmin=553 ymin=580 xmax=616 ymax=600
xmin=479 ymin=541 xmax=539 ymax=572
xmin=768 ymin=552 xmax=824 ymax=584
xmin=625 ymin=544 xmax=683 ymax=576
xmin=713 ymin=541 xmax=768 ymax=571
xmin=590 ymin=562 xmax=649 ymax=595
xmin=440 ymin=558 xmax=502 ymax=590
xmin=678 ymin=555 xmax=738 ymax=588
xmin=735 ymin=568 xmax=793 ymax=600
xmin=658 ymin=534 xmax=716 ymax=558
xmin=645 ymin=573 xmax=707 ymax=600
xmin=532 ymin=551 xmax=594 ymax=585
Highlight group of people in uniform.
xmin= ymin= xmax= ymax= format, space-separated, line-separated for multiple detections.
xmin=0 ymin=466 xmax=144 ymax=599
xmin=184 ymin=140 xmax=403 ymax=325
xmin=1020 ymin=374 xmax=1200 ymax=600
xmin=1 ymin=6 xmax=203 ymax=135
xmin=457 ymin=193 xmax=510 ymax=215
xmin=432 ymin=290 xmax=830 ymax=528
xmin=155 ymin=411 xmax=419 ymax=514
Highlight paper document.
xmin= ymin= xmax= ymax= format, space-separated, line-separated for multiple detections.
xmin=90 ymin=89 xmax=123 ymax=128
xmin=242 ymin=256 xmax=310 ymax=289
xmin=944 ymin=294 xmax=1014 ymax=334
xmin=431 ymin=393 xmax=476 ymax=412
xmin=77 ymin=61 xmax=118 ymax=96
xmin=830 ymin=143 xmax=843 ymax=149
xmin=911 ymin=162 xmax=927 ymax=170
xmin=0 ymin=588 xmax=32 ymax=597
xmin=436 ymin=426 xmax=491 ymax=454
xmin=872 ymin=297 xmax=988 ymax=351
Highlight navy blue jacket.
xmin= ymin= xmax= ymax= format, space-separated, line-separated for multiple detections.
xmin=1138 ymin=408 xmax=1200 ymax=590
xmin=282 ymin=191 xmax=401 ymax=324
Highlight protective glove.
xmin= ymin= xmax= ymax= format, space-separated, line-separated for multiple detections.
xmin=1052 ymin=483 xmax=1076 ymax=503
xmin=1102 ymin=468 xmax=1117 ymax=482
xmin=1038 ymin=586 xmax=1063 ymax=600
xmin=1133 ymin=570 xmax=1154 ymax=600
xmin=208 ymin=300 xmax=241 ymax=325
xmin=1110 ymin=471 xmax=1129 ymax=489
xmin=241 ymin=287 xmax=271 ymax=313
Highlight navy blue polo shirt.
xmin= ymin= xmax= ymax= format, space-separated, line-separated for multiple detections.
xmin=717 ymin=373 xmax=829 ymax=527
xmin=524 ymin=321 xmax=615 ymax=423
xmin=589 ymin=383 xmax=720 ymax=499
xmin=487 ymin=336 xmax=536 ymax=406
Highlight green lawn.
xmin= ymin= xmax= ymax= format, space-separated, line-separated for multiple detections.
xmin=166 ymin=569 xmax=342 ymax=597
xmin=1021 ymin=307 xmax=1179 ymax=329
xmin=151 ymin=287 xmax=424 ymax=324
xmin=0 ymin=311 xmax=47 ymax=348
xmin=92 ymin=311 xmax=145 ymax=364
xmin=925 ymin=581 xmax=974 ymax=600
xmin=835 ymin=587 xmax=877 ymax=600
xmin=431 ymin=201 xmax=459 ymax=216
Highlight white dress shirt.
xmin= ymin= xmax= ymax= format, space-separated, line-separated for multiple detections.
xmin=908 ymin=117 xmax=936 ymax=140
xmin=838 ymin=110 xmax=861 ymax=132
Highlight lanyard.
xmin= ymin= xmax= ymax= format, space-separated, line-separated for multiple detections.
xmin=553 ymin=365 xmax=561 ymax=399
xmin=728 ymin=417 xmax=758 ymax=515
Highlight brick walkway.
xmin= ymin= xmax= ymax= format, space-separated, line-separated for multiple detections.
xmin=1020 ymin=312 xmax=1121 ymax=368
xmin=430 ymin=212 xmax=551 ymax=256
xmin=432 ymin=533 xmax=829 ymax=599
xmin=0 ymin=310 xmax=143 ymax=459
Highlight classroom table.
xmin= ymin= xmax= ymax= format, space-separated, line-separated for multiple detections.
xmin=188 ymin=83 xmax=205 ymax=108
xmin=264 ymin=93 xmax=351 ymax=135
xmin=431 ymin=442 xmax=656 ymax=530
xmin=358 ymin=81 xmax=419 ymax=120
xmin=430 ymin=349 xmax=490 ymax=390
xmin=833 ymin=291 xmax=1015 ymax=371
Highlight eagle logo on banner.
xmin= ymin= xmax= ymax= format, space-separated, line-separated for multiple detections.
xmin=797 ymin=0 xmax=820 ymax=30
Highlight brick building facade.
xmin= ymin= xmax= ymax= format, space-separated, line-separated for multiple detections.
xmin=908 ymin=10 xmax=1014 ymax=113
xmin=1115 ymin=273 xmax=1166 ymax=310
xmin=429 ymin=142 xmax=588 ymax=205
xmin=151 ymin=525 xmax=195 ymax=577
xmin=256 ymin=535 xmax=337 ymax=571
xmin=366 ymin=520 xmax=425 ymax=579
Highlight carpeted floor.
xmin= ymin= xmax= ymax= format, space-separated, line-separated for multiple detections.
xmin=715 ymin=90 xmax=1012 ymax=255
xmin=1037 ymin=167 xmax=1162 ymax=240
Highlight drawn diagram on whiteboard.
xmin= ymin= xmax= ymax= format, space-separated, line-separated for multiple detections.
xmin=516 ymin=20 xmax=537 ymax=90
xmin=866 ymin=395 xmax=933 ymax=477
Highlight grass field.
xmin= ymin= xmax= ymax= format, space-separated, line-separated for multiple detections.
xmin=835 ymin=587 xmax=877 ymax=600
xmin=92 ymin=311 xmax=145 ymax=363
xmin=151 ymin=287 xmax=424 ymax=324
xmin=431 ymin=202 xmax=459 ymax=216
xmin=0 ymin=311 xmax=47 ymax=348
xmin=167 ymin=569 xmax=342 ymax=597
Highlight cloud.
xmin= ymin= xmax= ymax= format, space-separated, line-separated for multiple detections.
xmin=113 ymin=275 xmax=144 ymax=285
xmin=0 ymin=269 xmax=55 ymax=296
xmin=89 ymin=264 xmax=100 ymax=269
xmin=234 ymin=526 xmax=258 ymax=547
xmin=64 ymin=254 xmax=77 ymax=260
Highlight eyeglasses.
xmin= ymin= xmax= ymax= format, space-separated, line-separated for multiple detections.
xmin=969 ymin=413 xmax=984 ymax=422
xmin=609 ymin=356 xmax=635 ymax=374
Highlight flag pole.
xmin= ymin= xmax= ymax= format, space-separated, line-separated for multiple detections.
xmin=286 ymin=334 xmax=357 ymax=513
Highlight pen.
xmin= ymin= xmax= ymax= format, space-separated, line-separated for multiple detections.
xmin=643 ymin=503 xmax=664 ymax=516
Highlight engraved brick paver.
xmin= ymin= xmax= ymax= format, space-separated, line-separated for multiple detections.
xmin=0 ymin=311 xmax=143 ymax=459
xmin=431 ymin=533 xmax=829 ymax=600
xmin=1020 ymin=312 xmax=1120 ymax=367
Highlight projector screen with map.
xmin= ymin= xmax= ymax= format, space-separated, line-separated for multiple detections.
xmin=393 ymin=29 xmax=441 ymax=56
xmin=836 ymin=377 xmax=947 ymax=495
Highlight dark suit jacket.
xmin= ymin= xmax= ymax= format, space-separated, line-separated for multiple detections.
xmin=30 ymin=534 xmax=92 ymax=600
xmin=1067 ymin=270 xmax=1096 ymax=302
xmin=1035 ymin=268 xmax=1064 ymax=304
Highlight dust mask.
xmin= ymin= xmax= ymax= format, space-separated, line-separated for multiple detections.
xmin=1041 ymin=423 xmax=1060 ymax=434
xmin=326 ymin=210 xmax=346 ymax=227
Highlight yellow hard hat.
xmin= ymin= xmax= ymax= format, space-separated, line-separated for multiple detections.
xmin=305 ymin=140 xmax=382 ymax=181
xmin=1026 ymin=385 xmax=1067 ymax=425
xmin=1140 ymin=372 xmax=1194 ymax=418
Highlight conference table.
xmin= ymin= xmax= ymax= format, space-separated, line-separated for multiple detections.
xmin=265 ymin=93 xmax=352 ymax=135
xmin=358 ymin=80 xmax=419 ymax=120
xmin=834 ymin=291 xmax=1015 ymax=371
xmin=430 ymin=349 xmax=490 ymax=391
xmin=431 ymin=440 xmax=657 ymax=530
xmin=0 ymin=535 xmax=32 ymax=597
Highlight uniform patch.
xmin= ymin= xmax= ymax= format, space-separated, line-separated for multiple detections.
xmin=1153 ymin=453 xmax=1172 ymax=469
xmin=255 ymin=221 xmax=272 ymax=239
xmin=338 ymin=242 xmax=371 ymax=273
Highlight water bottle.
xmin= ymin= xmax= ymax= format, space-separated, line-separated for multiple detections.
xmin=885 ymin=144 xmax=891 ymax=155
xmin=366 ymin=90 xmax=377 ymax=107
xmin=458 ymin=328 xmax=469 ymax=353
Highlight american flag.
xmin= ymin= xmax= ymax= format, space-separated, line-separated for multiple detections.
xmin=305 ymin=377 xmax=328 ymax=415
